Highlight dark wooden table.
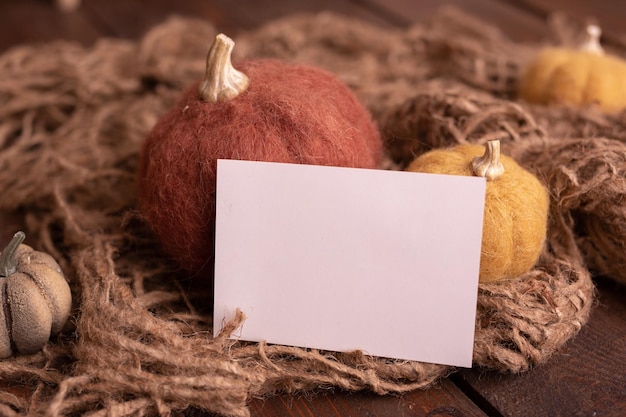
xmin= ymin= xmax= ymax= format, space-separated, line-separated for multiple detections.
xmin=1 ymin=1 xmax=625 ymax=416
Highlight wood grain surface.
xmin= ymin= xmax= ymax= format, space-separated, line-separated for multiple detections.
xmin=250 ymin=379 xmax=489 ymax=417
xmin=1 ymin=1 xmax=625 ymax=416
xmin=457 ymin=277 xmax=626 ymax=417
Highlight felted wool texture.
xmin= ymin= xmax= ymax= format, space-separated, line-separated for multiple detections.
xmin=407 ymin=144 xmax=549 ymax=283
xmin=138 ymin=58 xmax=382 ymax=276
xmin=0 ymin=8 xmax=607 ymax=417
xmin=519 ymin=48 xmax=626 ymax=112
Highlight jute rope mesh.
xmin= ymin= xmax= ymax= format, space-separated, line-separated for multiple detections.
xmin=2 ymin=6 xmax=623 ymax=416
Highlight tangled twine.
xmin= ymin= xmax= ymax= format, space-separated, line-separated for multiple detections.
xmin=0 ymin=6 xmax=619 ymax=416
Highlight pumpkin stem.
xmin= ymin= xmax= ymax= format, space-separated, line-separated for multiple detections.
xmin=198 ymin=33 xmax=250 ymax=103
xmin=0 ymin=231 xmax=25 ymax=278
xmin=471 ymin=140 xmax=504 ymax=181
xmin=580 ymin=24 xmax=604 ymax=55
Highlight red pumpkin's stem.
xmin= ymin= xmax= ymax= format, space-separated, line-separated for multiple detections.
xmin=0 ymin=231 xmax=25 ymax=277
xmin=471 ymin=140 xmax=505 ymax=181
xmin=198 ymin=33 xmax=249 ymax=103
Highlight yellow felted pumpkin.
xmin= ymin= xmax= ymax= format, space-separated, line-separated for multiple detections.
xmin=519 ymin=25 xmax=626 ymax=113
xmin=407 ymin=140 xmax=549 ymax=283
xmin=0 ymin=232 xmax=72 ymax=358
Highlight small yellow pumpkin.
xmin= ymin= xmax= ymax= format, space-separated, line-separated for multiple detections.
xmin=519 ymin=25 xmax=626 ymax=113
xmin=407 ymin=140 xmax=549 ymax=283
xmin=0 ymin=232 xmax=72 ymax=358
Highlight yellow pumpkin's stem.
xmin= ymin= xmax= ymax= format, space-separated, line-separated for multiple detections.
xmin=0 ymin=231 xmax=25 ymax=277
xmin=471 ymin=140 xmax=505 ymax=181
xmin=580 ymin=24 xmax=604 ymax=55
xmin=198 ymin=33 xmax=250 ymax=103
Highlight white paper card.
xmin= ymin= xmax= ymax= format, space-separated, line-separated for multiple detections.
xmin=214 ymin=159 xmax=485 ymax=368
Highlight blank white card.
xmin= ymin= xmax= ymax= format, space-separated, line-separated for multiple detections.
xmin=213 ymin=159 xmax=485 ymax=368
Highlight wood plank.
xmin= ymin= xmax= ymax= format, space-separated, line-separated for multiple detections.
xmin=249 ymin=379 xmax=489 ymax=417
xmin=457 ymin=278 xmax=626 ymax=417
xmin=508 ymin=0 xmax=626 ymax=43
xmin=80 ymin=0 xmax=232 ymax=39
xmin=81 ymin=0 xmax=395 ymax=43
xmin=212 ymin=0 xmax=396 ymax=31
xmin=0 ymin=0 xmax=102 ymax=52
xmin=361 ymin=0 xmax=549 ymax=41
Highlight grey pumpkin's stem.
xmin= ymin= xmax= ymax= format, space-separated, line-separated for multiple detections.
xmin=0 ymin=231 xmax=25 ymax=277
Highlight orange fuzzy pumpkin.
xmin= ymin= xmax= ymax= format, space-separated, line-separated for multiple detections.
xmin=519 ymin=25 xmax=626 ymax=113
xmin=407 ymin=141 xmax=549 ymax=283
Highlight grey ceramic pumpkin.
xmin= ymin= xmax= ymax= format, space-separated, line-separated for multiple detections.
xmin=0 ymin=232 xmax=72 ymax=358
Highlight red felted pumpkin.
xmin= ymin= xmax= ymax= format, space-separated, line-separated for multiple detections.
xmin=138 ymin=34 xmax=382 ymax=277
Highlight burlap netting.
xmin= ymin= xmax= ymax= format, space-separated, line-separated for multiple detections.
xmin=1 ymin=6 xmax=621 ymax=416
